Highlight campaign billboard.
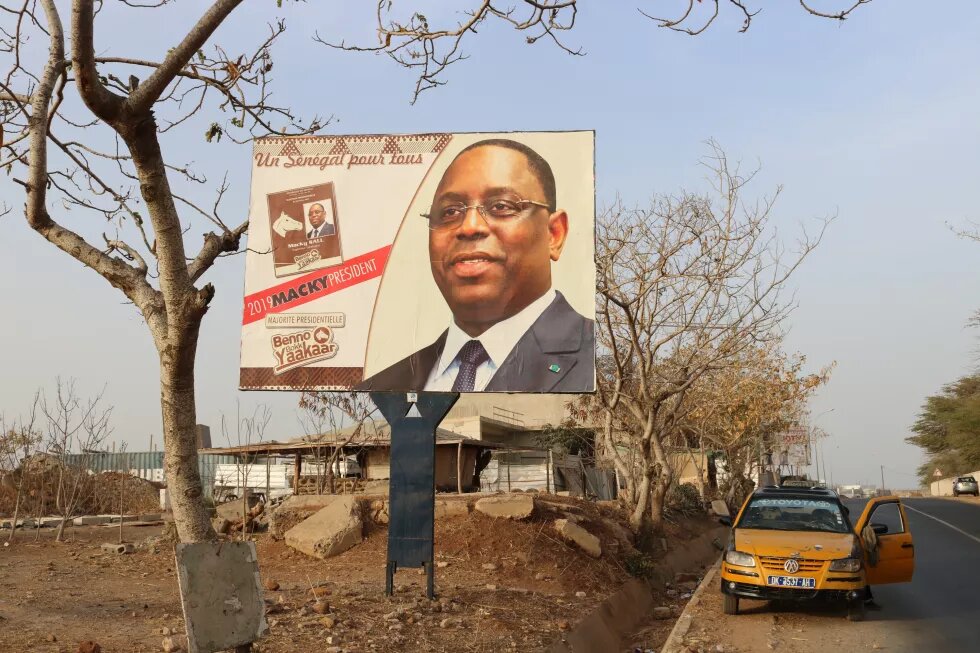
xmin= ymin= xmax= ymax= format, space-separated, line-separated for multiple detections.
xmin=240 ymin=131 xmax=595 ymax=393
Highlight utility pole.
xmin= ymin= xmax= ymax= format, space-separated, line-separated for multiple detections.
xmin=811 ymin=429 xmax=820 ymax=481
xmin=821 ymin=440 xmax=828 ymax=487
xmin=880 ymin=465 xmax=886 ymax=494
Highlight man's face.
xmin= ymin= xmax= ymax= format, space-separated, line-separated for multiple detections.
xmin=308 ymin=204 xmax=326 ymax=229
xmin=428 ymin=145 xmax=568 ymax=334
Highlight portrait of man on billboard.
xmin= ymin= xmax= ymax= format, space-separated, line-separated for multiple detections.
xmin=358 ymin=138 xmax=595 ymax=393
xmin=305 ymin=201 xmax=336 ymax=238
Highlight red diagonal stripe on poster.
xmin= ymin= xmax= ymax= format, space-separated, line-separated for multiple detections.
xmin=242 ymin=245 xmax=391 ymax=325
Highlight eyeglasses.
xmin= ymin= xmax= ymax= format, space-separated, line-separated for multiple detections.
xmin=421 ymin=196 xmax=550 ymax=231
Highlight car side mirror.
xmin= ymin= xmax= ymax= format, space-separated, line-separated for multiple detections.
xmin=718 ymin=516 xmax=732 ymax=527
xmin=871 ymin=523 xmax=888 ymax=535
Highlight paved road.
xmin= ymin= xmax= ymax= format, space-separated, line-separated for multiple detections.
xmin=844 ymin=496 xmax=980 ymax=650
xmin=670 ymin=497 xmax=980 ymax=652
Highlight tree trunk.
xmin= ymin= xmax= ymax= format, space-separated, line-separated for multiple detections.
xmin=648 ymin=475 xmax=671 ymax=532
xmin=7 ymin=485 xmax=22 ymax=543
xmin=629 ymin=472 xmax=652 ymax=533
xmin=689 ymin=441 xmax=707 ymax=503
xmin=159 ymin=336 xmax=215 ymax=543
xmin=55 ymin=515 xmax=69 ymax=542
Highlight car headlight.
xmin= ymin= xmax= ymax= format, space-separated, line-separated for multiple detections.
xmin=829 ymin=558 xmax=862 ymax=573
xmin=725 ymin=550 xmax=756 ymax=567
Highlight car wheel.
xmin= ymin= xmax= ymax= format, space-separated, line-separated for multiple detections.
xmin=723 ymin=593 xmax=739 ymax=616
xmin=847 ymin=599 xmax=866 ymax=622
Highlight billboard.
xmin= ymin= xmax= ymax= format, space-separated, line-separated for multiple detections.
xmin=240 ymin=131 xmax=595 ymax=393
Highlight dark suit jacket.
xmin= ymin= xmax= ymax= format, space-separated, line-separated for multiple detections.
xmin=308 ymin=224 xmax=336 ymax=238
xmin=357 ymin=292 xmax=595 ymax=392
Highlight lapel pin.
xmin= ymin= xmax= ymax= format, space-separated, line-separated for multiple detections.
xmin=549 ymin=364 xmax=561 ymax=373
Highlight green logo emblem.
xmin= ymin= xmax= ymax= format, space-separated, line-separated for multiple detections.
xmin=549 ymin=364 xmax=561 ymax=373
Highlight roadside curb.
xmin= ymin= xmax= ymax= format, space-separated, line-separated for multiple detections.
xmin=660 ymin=555 xmax=722 ymax=653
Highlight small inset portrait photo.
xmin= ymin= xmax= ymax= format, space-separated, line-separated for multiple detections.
xmin=304 ymin=200 xmax=336 ymax=239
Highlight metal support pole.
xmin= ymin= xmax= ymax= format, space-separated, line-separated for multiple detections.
xmin=372 ymin=392 xmax=457 ymax=599
xmin=294 ymin=452 xmax=302 ymax=494
xmin=457 ymin=441 xmax=463 ymax=494
xmin=506 ymin=451 xmax=512 ymax=492
xmin=546 ymin=449 xmax=552 ymax=494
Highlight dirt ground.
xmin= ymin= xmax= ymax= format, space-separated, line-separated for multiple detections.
xmin=0 ymin=498 xmax=716 ymax=652
xmin=672 ymin=579 xmax=901 ymax=653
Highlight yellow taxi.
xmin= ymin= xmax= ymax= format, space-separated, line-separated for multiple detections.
xmin=718 ymin=486 xmax=914 ymax=620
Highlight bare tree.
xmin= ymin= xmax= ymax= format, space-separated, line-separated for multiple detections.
xmin=221 ymin=404 xmax=271 ymax=540
xmin=593 ymin=143 xmax=828 ymax=532
xmin=0 ymin=393 xmax=43 ymax=543
xmin=0 ymin=1 xmax=322 ymax=543
xmin=298 ymin=393 xmax=378 ymax=495
xmin=117 ymin=441 xmax=129 ymax=545
xmin=41 ymin=378 xmax=112 ymax=542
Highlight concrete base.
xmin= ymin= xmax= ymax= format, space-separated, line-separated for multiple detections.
xmin=175 ymin=541 xmax=267 ymax=652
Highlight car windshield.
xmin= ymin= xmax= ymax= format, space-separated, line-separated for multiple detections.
xmin=959 ymin=477 xmax=976 ymax=482
xmin=737 ymin=497 xmax=849 ymax=533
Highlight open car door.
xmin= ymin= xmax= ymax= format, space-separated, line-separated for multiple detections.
xmin=854 ymin=496 xmax=915 ymax=585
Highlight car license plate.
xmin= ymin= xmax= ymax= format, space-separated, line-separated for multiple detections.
xmin=767 ymin=576 xmax=815 ymax=588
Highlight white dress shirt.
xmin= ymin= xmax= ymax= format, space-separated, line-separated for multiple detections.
xmin=424 ymin=289 xmax=557 ymax=391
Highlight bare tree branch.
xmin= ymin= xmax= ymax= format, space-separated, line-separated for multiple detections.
xmin=642 ymin=0 xmax=871 ymax=35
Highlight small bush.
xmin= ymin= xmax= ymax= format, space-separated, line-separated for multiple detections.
xmin=624 ymin=551 xmax=657 ymax=578
xmin=666 ymin=482 xmax=703 ymax=515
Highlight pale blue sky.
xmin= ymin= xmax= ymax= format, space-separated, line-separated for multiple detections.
xmin=1 ymin=1 xmax=978 ymax=487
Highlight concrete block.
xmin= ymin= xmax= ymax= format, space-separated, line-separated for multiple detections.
xmin=434 ymin=499 xmax=470 ymax=519
xmin=216 ymin=500 xmax=250 ymax=523
xmin=475 ymin=494 xmax=534 ymax=520
xmin=285 ymin=496 xmax=363 ymax=560
xmin=74 ymin=516 xmax=111 ymax=526
xmin=269 ymin=495 xmax=343 ymax=539
xmin=710 ymin=500 xmax=730 ymax=517
xmin=175 ymin=541 xmax=267 ymax=653
xmin=366 ymin=498 xmax=389 ymax=525
xmin=554 ymin=519 xmax=602 ymax=558
xmin=101 ymin=542 xmax=135 ymax=554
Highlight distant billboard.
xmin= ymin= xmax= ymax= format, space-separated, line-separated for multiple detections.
xmin=779 ymin=427 xmax=809 ymax=446
xmin=239 ymin=131 xmax=596 ymax=393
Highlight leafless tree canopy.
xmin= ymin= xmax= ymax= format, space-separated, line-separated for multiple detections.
xmin=298 ymin=393 xmax=379 ymax=495
xmin=325 ymin=0 xmax=873 ymax=102
xmin=0 ymin=0 xmax=327 ymax=542
xmin=592 ymin=142 xmax=829 ymax=531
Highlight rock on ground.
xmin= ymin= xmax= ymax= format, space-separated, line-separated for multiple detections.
xmin=269 ymin=495 xmax=344 ymax=540
xmin=285 ymin=495 xmax=363 ymax=560
xmin=434 ymin=499 xmax=470 ymax=519
xmin=474 ymin=494 xmax=534 ymax=520
xmin=554 ymin=518 xmax=602 ymax=558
